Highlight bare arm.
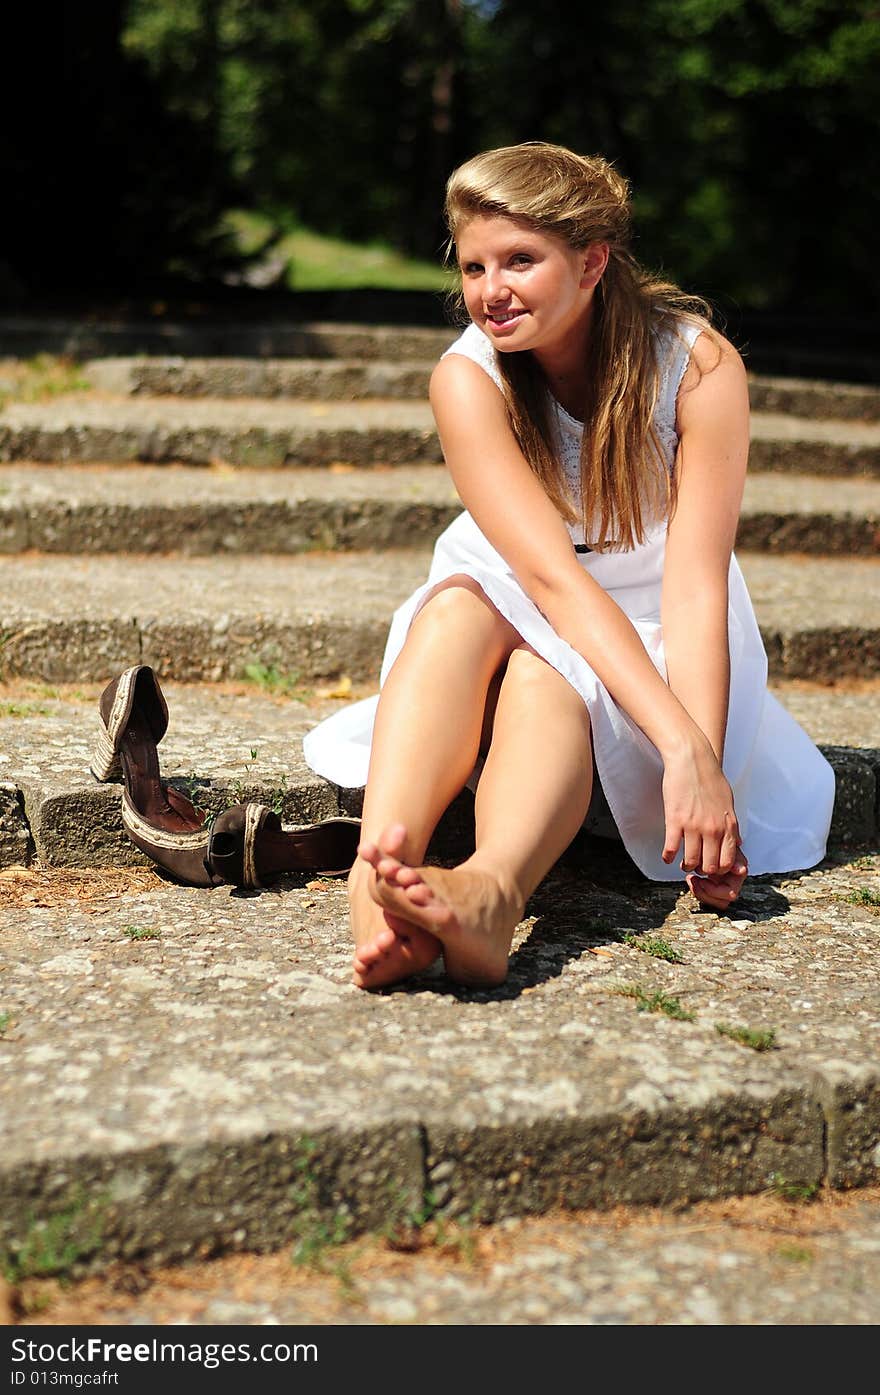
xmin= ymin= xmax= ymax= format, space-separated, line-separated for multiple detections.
xmin=660 ymin=331 xmax=751 ymax=903
xmin=429 ymin=352 xmax=741 ymax=880
xmin=663 ymin=332 xmax=750 ymax=762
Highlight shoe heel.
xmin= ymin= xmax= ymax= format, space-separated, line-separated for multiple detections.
xmin=90 ymin=726 xmax=121 ymax=782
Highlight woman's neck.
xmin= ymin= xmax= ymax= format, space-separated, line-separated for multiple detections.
xmin=531 ymin=299 xmax=596 ymax=419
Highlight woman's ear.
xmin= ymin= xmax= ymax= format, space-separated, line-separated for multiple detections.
xmin=581 ymin=242 xmax=610 ymax=289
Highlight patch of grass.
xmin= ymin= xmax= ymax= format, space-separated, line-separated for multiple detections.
xmin=715 ymin=1022 xmax=777 ymax=1052
xmin=379 ymin=1183 xmax=439 ymax=1252
xmin=0 ymin=354 xmax=90 ymax=410
xmin=622 ymin=933 xmax=683 ymax=963
xmin=226 ymin=745 xmax=289 ymax=816
xmin=380 ymin=1182 xmax=484 ymax=1264
xmin=122 ymin=925 xmax=159 ymax=941
xmin=776 ymin=1243 xmax=814 ymax=1263
xmin=224 ymin=211 xmax=455 ymax=292
xmin=267 ymin=771 xmax=288 ymax=817
xmin=288 ymin=1138 xmax=354 ymax=1282
xmin=2 ymin=1191 xmax=106 ymax=1283
xmin=0 ymin=702 xmax=50 ymax=718
xmin=768 ymin=1173 xmax=819 ymax=1203
xmin=243 ymin=662 xmax=313 ymax=701
xmin=844 ymin=886 xmax=880 ymax=908
xmin=0 ymin=1012 xmax=10 ymax=1035
xmin=428 ymin=1208 xmax=484 ymax=1265
xmin=614 ymin=984 xmax=696 ymax=1021
xmin=850 ymin=855 xmax=877 ymax=870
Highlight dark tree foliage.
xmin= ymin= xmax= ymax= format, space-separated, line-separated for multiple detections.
xmin=0 ymin=1 xmax=236 ymax=299
xmin=465 ymin=0 xmax=880 ymax=312
xmin=122 ymin=0 xmax=472 ymax=261
xmin=1 ymin=0 xmax=876 ymax=312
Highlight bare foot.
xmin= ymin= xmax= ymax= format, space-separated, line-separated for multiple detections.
xmin=348 ymin=838 xmax=441 ymax=990
xmin=361 ymin=823 xmax=523 ymax=987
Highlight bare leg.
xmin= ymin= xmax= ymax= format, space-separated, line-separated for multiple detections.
xmin=350 ymin=578 xmax=522 ymax=988
xmin=364 ymin=646 xmax=594 ymax=986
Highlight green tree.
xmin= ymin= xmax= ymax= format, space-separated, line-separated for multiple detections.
xmin=468 ymin=0 xmax=880 ymax=311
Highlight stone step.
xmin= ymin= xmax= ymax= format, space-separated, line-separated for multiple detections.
xmin=2 ymin=397 xmax=879 ymax=475
xmin=2 ymin=465 xmax=876 ymax=557
xmin=1 ymin=680 xmax=878 ymax=873
xmin=0 ymin=316 xmax=458 ymax=362
xmin=3 ymin=314 xmax=880 ymax=402
xmin=84 ymin=356 xmax=880 ymax=420
xmin=85 ymin=356 xmax=434 ymax=402
xmin=1 ymin=846 xmax=877 ymax=1276
xmin=0 ymin=551 xmax=878 ymax=688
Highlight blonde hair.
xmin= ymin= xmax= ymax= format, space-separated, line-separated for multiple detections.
xmin=444 ymin=141 xmax=718 ymax=551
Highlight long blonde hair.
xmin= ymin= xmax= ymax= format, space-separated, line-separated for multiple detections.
xmin=444 ymin=142 xmax=718 ymax=551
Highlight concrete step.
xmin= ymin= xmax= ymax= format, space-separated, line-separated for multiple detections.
xmin=0 ymin=316 xmax=458 ymax=362
xmin=0 ymin=550 xmax=878 ymax=687
xmin=2 ymin=465 xmax=876 ymax=557
xmin=749 ymin=376 xmax=880 ymax=422
xmin=3 ymin=314 xmax=879 ymax=410
xmin=1 ymin=679 xmax=877 ymax=874
xmin=84 ymin=356 xmax=880 ymax=420
xmin=85 ymin=356 xmax=434 ymax=402
xmin=2 ymin=396 xmax=880 ymax=474
xmin=0 ymin=397 xmax=443 ymax=468
xmin=0 ymin=823 xmax=878 ymax=1276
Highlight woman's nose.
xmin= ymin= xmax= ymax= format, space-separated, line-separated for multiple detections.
xmin=482 ymin=267 xmax=510 ymax=304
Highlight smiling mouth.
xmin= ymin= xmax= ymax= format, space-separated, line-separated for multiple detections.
xmin=485 ymin=308 xmax=527 ymax=326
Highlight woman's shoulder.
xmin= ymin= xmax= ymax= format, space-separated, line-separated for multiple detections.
xmin=438 ymin=321 xmax=504 ymax=392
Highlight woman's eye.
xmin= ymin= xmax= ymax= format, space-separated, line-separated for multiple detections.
xmin=511 ymin=254 xmax=533 ymax=267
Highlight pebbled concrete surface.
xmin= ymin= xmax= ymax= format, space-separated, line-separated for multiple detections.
xmin=0 ymin=850 xmax=877 ymax=1275
xmin=3 ymin=679 xmax=875 ymax=868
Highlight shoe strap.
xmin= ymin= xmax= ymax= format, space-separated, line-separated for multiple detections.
xmin=243 ymin=803 xmax=270 ymax=888
xmin=122 ymin=791 xmax=210 ymax=850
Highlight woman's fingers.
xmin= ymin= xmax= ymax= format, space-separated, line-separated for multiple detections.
xmin=662 ymin=821 xmax=683 ymax=864
xmin=717 ymin=816 xmax=741 ymax=874
xmin=687 ymin=863 xmax=747 ymax=909
xmin=680 ymin=828 xmax=703 ymax=872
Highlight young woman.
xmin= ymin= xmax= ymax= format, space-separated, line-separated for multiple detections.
xmin=304 ymin=142 xmax=834 ymax=990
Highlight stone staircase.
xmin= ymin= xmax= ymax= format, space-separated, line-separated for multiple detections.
xmin=2 ymin=328 xmax=879 ymax=869
xmin=0 ymin=319 xmax=878 ymax=1280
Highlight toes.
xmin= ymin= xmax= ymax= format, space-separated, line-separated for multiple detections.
xmin=354 ymin=927 xmax=398 ymax=967
xmin=403 ymin=881 xmax=434 ymax=907
xmin=394 ymin=865 xmax=423 ymax=889
xmin=376 ymin=855 xmax=404 ymax=881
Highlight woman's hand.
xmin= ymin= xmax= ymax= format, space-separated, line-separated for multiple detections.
xmin=661 ymin=739 xmax=744 ymax=902
xmin=686 ymin=851 xmax=749 ymax=910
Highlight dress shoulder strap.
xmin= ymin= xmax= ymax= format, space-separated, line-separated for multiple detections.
xmin=653 ymin=319 xmax=703 ymax=471
xmin=655 ymin=320 xmax=702 ymax=431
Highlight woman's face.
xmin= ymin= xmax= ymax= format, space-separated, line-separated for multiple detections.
xmin=455 ymin=214 xmax=604 ymax=355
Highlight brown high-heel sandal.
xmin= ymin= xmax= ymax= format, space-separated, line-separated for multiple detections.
xmin=208 ymin=804 xmax=361 ymax=889
xmin=91 ymin=665 xmax=222 ymax=888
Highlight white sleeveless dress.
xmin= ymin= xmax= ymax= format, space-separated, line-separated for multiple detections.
xmin=303 ymin=321 xmax=834 ymax=882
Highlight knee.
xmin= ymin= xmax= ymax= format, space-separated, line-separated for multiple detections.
xmin=412 ymin=576 xmax=507 ymax=637
xmin=503 ymin=644 xmax=557 ymax=692
xmin=504 ymin=646 xmax=592 ymax=731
